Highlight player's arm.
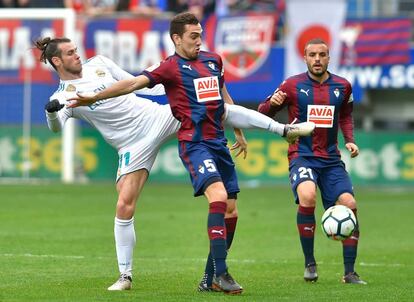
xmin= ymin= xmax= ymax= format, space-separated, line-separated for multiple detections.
xmin=222 ymin=84 xmax=248 ymax=159
xmin=258 ymin=80 xmax=289 ymax=117
xmin=67 ymin=75 xmax=150 ymax=108
xmin=100 ymin=55 xmax=165 ymax=96
xmin=45 ymin=98 xmax=68 ymax=132
xmin=339 ymin=87 xmax=359 ymax=158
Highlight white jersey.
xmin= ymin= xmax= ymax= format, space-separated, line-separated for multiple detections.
xmin=46 ymin=55 xmax=180 ymax=180
xmin=47 ymin=55 xmax=176 ymax=151
xmin=45 ymin=55 xmax=252 ymax=180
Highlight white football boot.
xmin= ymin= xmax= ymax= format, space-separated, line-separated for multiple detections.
xmin=283 ymin=120 xmax=315 ymax=144
xmin=107 ymin=274 xmax=132 ymax=290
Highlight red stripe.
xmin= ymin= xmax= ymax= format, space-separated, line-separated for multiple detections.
xmin=309 ymin=119 xmax=332 ymax=124
xmin=342 ymin=236 xmax=358 ymax=246
xmin=199 ymin=91 xmax=220 ymax=99
xmin=179 ymin=142 xmax=197 ymax=179
xmin=298 ymin=206 xmax=315 ymax=215
xmin=286 ymin=75 xmax=301 ymax=162
xmin=357 ymin=31 xmax=411 ymax=42
xmin=208 ymin=227 xmax=227 ymax=240
xmin=311 ymin=85 xmax=330 ymax=158
xmin=209 ymin=201 xmax=227 ymax=214
xmin=355 ymin=43 xmax=409 ymax=53
xmin=356 ymin=55 xmax=410 ymax=65
xmin=297 ymin=223 xmax=315 ymax=238
xmin=347 ymin=19 xmax=411 ymax=30
xmin=225 ymin=217 xmax=238 ymax=233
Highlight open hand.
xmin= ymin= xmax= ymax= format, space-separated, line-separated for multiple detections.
xmin=66 ymin=92 xmax=98 ymax=108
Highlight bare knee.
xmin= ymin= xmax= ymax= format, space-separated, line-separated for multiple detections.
xmin=116 ymin=197 xmax=135 ymax=219
xmin=204 ymin=182 xmax=228 ymax=203
xmin=297 ymin=181 xmax=317 ymax=207
xmin=337 ymin=193 xmax=357 ymax=209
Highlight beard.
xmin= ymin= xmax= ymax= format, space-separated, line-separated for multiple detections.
xmin=309 ymin=65 xmax=327 ymax=77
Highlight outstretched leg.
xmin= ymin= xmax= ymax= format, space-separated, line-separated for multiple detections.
xmin=224 ymin=104 xmax=315 ymax=143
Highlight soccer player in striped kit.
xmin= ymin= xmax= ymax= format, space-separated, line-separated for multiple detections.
xmin=68 ymin=12 xmax=314 ymax=293
xmin=258 ymin=38 xmax=366 ymax=285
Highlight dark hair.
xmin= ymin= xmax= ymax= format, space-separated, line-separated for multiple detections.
xmin=34 ymin=37 xmax=71 ymax=70
xmin=304 ymin=38 xmax=329 ymax=54
xmin=169 ymin=12 xmax=199 ymax=41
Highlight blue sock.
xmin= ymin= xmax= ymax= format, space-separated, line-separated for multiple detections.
xmin=297 ymin=205 xmax=316 ymax=266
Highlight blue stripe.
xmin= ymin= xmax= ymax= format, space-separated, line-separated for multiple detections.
xmin=296 ymin=78 xmax=313 ymax=155
xmin=363 ymin=26 xmax=411 ymax=34
xmin=357 ymin=39 xmax=410 ymax=46
xmin=357 ymin=51 xmax=409 ymax=58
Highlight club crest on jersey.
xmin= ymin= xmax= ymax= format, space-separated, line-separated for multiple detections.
xmin=198 ymin=165 xmax=205 ymax=174
xmin=66 ymin=84 xmax=76 ymax=92
xmin=214 ymin=15 xmax=274 ymax=78
xmin=334 ymin=88 xmax=340 ymax=98
xmin=96 ymin=69 xmax=106 ymax=77
xmin=208 ymin=61 xmax=216 ymax=70
xmin=307 ymin=105 xmax=335 ymax=128
xmin=193 ymin=76 xmax=221 ymax=103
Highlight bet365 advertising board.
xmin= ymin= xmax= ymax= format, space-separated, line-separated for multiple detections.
xmin=0 ymin=127 xmax=413 ymax=186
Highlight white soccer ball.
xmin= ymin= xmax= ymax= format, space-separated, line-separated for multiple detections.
xmin=321 ymin=205 xmax=357 ymax=241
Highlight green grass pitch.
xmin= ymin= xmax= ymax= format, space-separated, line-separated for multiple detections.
xmin=0 ymin=183 xmax=413 ymax=301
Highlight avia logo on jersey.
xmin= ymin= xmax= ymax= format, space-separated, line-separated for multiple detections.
xmin=193 ymin=76 xmax=221 ymax=103
xmin=307 ymin=105 xmax=335 ymax=128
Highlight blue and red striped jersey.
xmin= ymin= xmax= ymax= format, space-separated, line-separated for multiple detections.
xmin=258 ymin=72 xmax=354 ymax=162
xmin=142 ymin=51 xmax=225 ymax=142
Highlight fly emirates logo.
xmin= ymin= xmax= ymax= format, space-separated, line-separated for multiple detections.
xmin=193 ymin=76 xmax=221 ymax=103
xmin=307 ymin=105 xmax=335 ymax=128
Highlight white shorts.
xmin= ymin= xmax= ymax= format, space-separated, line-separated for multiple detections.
xmin=116 ymin=105 xmax=180 ymax=182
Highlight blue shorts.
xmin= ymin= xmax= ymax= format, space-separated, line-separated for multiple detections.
xmin=178 ymin=139 xmax=240 ymax=197
xmin=289 ymin=157 xmax=354 ymax=209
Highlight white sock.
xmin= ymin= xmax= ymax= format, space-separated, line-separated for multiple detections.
xmin=114 ymin=217 xmax=136 ymax=276
xmin=225 ymin=104 xmax=285 ymax=136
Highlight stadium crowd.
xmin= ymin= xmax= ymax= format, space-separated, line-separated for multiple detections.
xmin=0 ymin=0 xmax=285 ymax=21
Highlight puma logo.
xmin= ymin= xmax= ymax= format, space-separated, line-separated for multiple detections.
xmin=182 ymin=64 xmax=192 ymax=71
xmin=211 ymin=229 xmax=224 ymax=235
xmin=304 ymin=226 xmax=314 ymax=233
xmin=300 ymin=88 xmax=310 ymax=96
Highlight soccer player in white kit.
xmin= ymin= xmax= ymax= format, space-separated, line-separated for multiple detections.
xmin=35 ymin=37 xmax=314 ymax=291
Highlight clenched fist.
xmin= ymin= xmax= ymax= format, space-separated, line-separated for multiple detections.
xmin=45 ymin=99 xmax=64 ymax=113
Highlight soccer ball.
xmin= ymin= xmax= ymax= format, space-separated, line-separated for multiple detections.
xmin=321 ymin=205 xmax=357 ymax=241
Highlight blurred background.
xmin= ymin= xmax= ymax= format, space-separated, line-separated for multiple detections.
xmin=0 ymin=0 xmax=413 ymax=187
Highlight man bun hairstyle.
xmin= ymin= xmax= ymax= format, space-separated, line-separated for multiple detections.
xmin=34 ymin=37 xmax=71 ymax=70
xmin=169 ymin=12 xmax=199 ymax=40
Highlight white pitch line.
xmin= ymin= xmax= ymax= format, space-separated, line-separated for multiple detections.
xmin=1 ymin=253 xmax=84 ymax=259
xmin=0 ymin=253 xmax=408 ymax=268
